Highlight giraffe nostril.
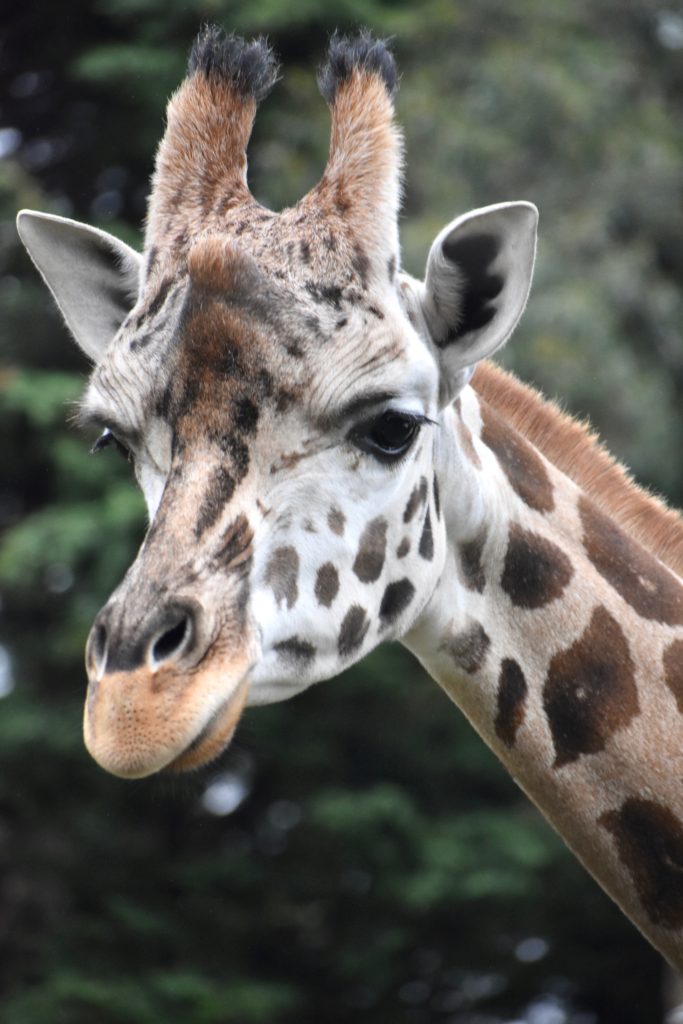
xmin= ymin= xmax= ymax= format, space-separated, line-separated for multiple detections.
xmin=88 ymin=620 xmax=108 ymax=677
xmin=150 ymin=614 xmax=190 ymax=668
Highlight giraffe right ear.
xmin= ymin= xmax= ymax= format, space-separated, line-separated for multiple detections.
xmin=16 ymin=210 xmax=142 ymax=364
xmin=418 ymin=201 xmax=538 ymax=406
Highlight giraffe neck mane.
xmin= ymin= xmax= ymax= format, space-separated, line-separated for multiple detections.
xmin=472 ymin=360 xmax=683 ymax=577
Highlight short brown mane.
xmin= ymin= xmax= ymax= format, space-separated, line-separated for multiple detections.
xmin=472 ymin=361 xmax=683 ymax=578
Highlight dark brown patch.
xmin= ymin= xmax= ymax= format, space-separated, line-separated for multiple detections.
xmin=441 ymin=621 xmax=490 ymax=675
xmin=353 ymin=517 xmax=388 ymax=583
xmin=379 ymin=578 xmax=415 ymax=627
xmin=600 ymin=798 xmax=683 ymax=929
xmin=404 ymin=477 xmax=428 ymax=523
xmin=495 ymin=659 xmax=528 ymax=748
xmin=454 ymin=399 xmax=482 ymax=470
xmin=315 ymin=563 xmax=340 ymax=608
xmin=419 ymin=510 xmax=434 ymax=561
xmin=274 ymin=637 xmax=316 ymax=664
xmin=501 ymin=524 xmax=573 ymax=609
xmin=303 ymin=519 xmax=316 ymax=534
xmin=265 ymin=546 xmax=299 ymax=609
xmin=234 ymin=396 xmax=259 ymax=434
xmin=328 ymin=506 xmax=345 ymax=536
xmin=367 ymin=305 xmax=384 ymax=319
xmin=300 ymin=240 xmax=311 ymax=264
xmin=481 ymin=403 xmax=554 ymax=513
xmin=352 ymin=242 xmax=370 ymax=287
xmin=338 ymin=605 xmax=369 ymax=658
xmin=387 ymin=255 xmax=396 ymax=281
xmin=458 ymin=527 xmax=487 ymax=593
xmin=213 ymin=514 xmax=253 ymax=570
xmin=324 ymin=231 xmax=337 ymax=252
xmin=396 ymin=538 xmax=410 ymax=559
xmin=433 ymin=475 xmax=441 ymax=521
xmin=580 ymin=497 xmax=683 ymax=626
xmin=195 ymin=467 xmax=235 ymax=538
xmin=543 ymin=605 xmax=638 ymax=768
xmin=335 ymin=317 xmax=348 ymax=330
xmin=663 ymin=639 xmax=683 ymax=713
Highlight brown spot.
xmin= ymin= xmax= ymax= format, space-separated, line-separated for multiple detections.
xmin=543 ymin=605 xmax=638 ymax=768
xmin=303 ymin=519 xmax=317 ymax=534
xmin=328 ymin=506 xmax=345 ymax=536
xmin=234 ymin=396 xmax=259 ymax=434
xmin=338 ymin=605 xmax=369 ymax=658
xmin=379 ymin=578 xmax=415 ymax=627
xmin=265 ymin=546 xmax=299 ymax=609
xmin=213 ymin=514 xmax=253 ymax=570
xmin=481 ymin=403 xmax=555 ymax=513
xmin=433 ymin=475 xmax=441 ymax=520
xmin=501 ymin=524 xmax=573 ymax=609
xmin=441 ymin=620 xmax=490 ymax=675
xmin=495 ymin=659 xmax=528 ymax=748
xmin=396 ymin=538 xmax=410 ymax=559
xmin=454 ymin=399 xmax=482 ymax=469
xmin=367 ymin=305 xmax=384 ymax=319
xmin=315 ymin=563 xmax=340 ymax=608
xmin=404 ymin=477 xmax=428 ymax=523
xmin=300 ymin=240 xmax=311 ymax=264
xmin=600 ymin=798 xmax=683 ymax=929
xmin=580 ymin=497 xmax=683 ymax=626
xmin=458 ymin=527 xmax=487 ymax=593
xmin=195 ymin=468 xmax=235 ymax=538
xmin=419 ymin=510 xmax=434 ymax=561
xmin=387 ymin=255 xmax=396 ymax=281
xmin=274 ymin=637 xmax=316 ymax=664
xmin=664 ymin=639 xmax=683 ymax=713
xmin=353 ymin=517 xmax=388 ymax=583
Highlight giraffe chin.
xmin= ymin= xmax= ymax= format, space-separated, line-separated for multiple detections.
xmin=83 ymin=665 xmax=251 ymax=780
xmin=167 ymin=677 xmax=250 ymax=773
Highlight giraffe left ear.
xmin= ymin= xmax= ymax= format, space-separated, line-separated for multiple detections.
xmin=419 ymin=201 xmax=538 ymax=406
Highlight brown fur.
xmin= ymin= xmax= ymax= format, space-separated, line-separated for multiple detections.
xmin=473 ymin=361 xmax=683 ymax=578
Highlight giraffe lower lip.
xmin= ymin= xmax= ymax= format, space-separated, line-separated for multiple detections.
xmin=166 ymin=678 xmax=250 ymax=773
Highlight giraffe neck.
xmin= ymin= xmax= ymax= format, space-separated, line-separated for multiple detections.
xmin=404 ymin=378 xmax=683 ymax=969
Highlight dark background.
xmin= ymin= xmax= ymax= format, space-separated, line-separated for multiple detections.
xmin=1 ymin=1 xmax=682 ymax=1021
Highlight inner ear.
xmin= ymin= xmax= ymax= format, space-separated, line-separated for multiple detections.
xmin=420 ymin=202 xmax=538 ymax=397
xmin=440 ymin=232 xmax=504 ymax=341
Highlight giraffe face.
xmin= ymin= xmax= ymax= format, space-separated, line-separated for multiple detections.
xmin=74 ymin=245 xmax=445 ymax=776
xmin=17 ymin=29 xmax=537 ymax=778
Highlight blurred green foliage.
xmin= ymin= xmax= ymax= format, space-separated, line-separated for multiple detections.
xmin=0 ymin=0 xmax=680 ymax=1021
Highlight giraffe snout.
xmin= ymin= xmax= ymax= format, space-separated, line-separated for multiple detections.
xmin=86 ymin=598 xmax=207 ymax=680
xmin=82 ymin=592 xmax=252 ymax=779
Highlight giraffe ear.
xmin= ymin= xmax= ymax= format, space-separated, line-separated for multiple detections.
xmin=16 ymin=210 xmax=142 ymax=364
xmin=419 ymin=201 xmax=538 ymax=405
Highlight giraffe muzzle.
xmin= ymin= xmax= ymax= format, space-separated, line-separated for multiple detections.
xmin=83 ymin=595 xmax=252 ymax=778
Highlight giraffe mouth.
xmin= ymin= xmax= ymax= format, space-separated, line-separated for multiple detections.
xmin=166 ymin=676 xmax=250 ymax=773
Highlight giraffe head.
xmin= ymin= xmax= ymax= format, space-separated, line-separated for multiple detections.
xmin=17 ymin=28 xmax=537 ymax=778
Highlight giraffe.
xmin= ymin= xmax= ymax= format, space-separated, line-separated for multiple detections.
xmin=16 ymin=27 xmax=683 ymax=970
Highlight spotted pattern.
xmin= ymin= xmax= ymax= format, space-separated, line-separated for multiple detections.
xmin=501 ymin=524 xmax=573 ymax=609
xmin=265 ymin=546 xmax=299 ymax=609
xmin=315 ymin=563 xmax=340 ymax=608
xmin=458 ymin=527 xmax=487 ymax=593
xmin=338 ymin=605 xmax=369 ymax=658
xmin=481 ymin=404 xmax=555 ymax=513
xmin=353 ymin=516 xmax=388 ymax=583
xmin=328 ymin=506 xmax=346 ymax=536
xmin=600 ymin=798 xmax=683 ymax=929
xmin=441 ymin=620 xmax=490 ymax=675
xmin=580 ymin=497 xmax=683 ymax=626
xmin=274 ymin=637 xmax=316 ymax=664
xmin=494 ymin=659 xmax=528 ymax=748
xmin=396 ymin=538 xmax=410 ymax=559
xmin=403 ymin=477 xmax=428 ymax=523
xmin=195 ymin=467 xmax=235 ymax=538
xmin=663 ymin=639 xmax=683 ymax=713
xmin=213 ymin=514 xmax=253 ymax=571
xmin=379 ymin=578 xmax=415 ymax=627
xmin=543 ymin=605 xmax=639 ymax=768
xmin=419 ymin=510 xmax=434 ymax=561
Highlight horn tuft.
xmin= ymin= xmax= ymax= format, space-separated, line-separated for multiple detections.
xmin=188 ymin=24 xmax=280 ymax=103
xmin=317 ymin=30 xmax=398 ymax=106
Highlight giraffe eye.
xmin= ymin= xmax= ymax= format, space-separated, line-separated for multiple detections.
xmin=90 ymin=429 xmax=133 ymax=462
xmin=351 ymin=410 xmax=422 ymax=463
